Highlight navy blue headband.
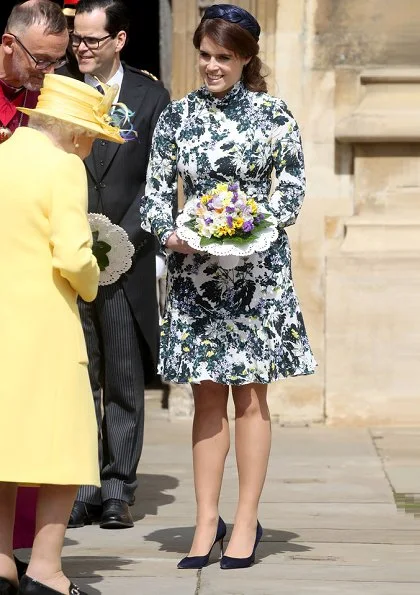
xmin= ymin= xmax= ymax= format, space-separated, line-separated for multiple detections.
xmin=202 ymin=4 xmax=261 ymax=41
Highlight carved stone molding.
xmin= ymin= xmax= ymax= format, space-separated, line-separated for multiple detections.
xmin=336 ymin=68 xmax=420 ymax=143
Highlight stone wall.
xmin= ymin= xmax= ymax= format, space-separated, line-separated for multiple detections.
xmin=275 ymin=0 xmax=420 ymax=424
xmin=313 ymin=0 xmax=419 ymax=67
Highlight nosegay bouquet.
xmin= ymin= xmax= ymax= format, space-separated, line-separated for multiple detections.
xmin=88 ymin=213 xmax=134 ymax=285
xmin=185 ymin=182 xmax=271 ymax=246
xmin=176 ymin=182 xmax=278 ymax=268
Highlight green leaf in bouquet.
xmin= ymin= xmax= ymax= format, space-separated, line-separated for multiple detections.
xmin=184 ymin=219 xmax=197 ymax=232
xmin=92 ymin=233 xmax=111 ymax=272
xmin=254 ymin=219 xmax=272 ymax=231
xmin=227 ymin=236 xmax=254 ymax=246
xmin=249 ymin=221 xmax=272 ymax=240
xmin=200 ymin=236 xmax=224 ymax=247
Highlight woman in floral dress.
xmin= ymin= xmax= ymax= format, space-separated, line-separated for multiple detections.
xmin=141 ymin=4 xmax=316 ymax=569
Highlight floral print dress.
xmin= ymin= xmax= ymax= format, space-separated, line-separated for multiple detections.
xmin=141 ymin=82 xmax=316 ymax=385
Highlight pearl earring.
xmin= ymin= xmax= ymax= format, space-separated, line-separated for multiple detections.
xmin=74 ymin=142 xmax=80 ymax=149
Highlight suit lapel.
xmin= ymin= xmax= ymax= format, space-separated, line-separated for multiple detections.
xmin=98 ymin=66 xmax=149 ymax=177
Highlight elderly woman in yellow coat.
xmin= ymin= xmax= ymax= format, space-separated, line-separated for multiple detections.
xmin=0 ymin=74 xmax=125 ymax=595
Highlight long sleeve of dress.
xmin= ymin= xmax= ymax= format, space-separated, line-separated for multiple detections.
xmin=50 ymin=153 xmax=99 ymax=302
xmin=269 ymin=102 xmax=306 ymax=229
xmin=140 ymin=102 xmax=180 ymax=245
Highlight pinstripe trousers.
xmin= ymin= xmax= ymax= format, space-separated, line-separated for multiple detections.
xmin=77 ymin=281 xmax=145 ymax=505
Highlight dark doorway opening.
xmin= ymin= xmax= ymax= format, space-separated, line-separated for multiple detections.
xmin=0 ymin=0 xmax=160 ymax=78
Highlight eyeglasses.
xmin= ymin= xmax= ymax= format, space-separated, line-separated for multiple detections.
xmin=9 ymin=33 xmax=67 ymax=71
xmin=70 ymin=33 xmax=114 ymax=49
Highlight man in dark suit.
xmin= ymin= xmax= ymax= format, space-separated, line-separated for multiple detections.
xmin=66 ymin=0 xmax=169 ymax=529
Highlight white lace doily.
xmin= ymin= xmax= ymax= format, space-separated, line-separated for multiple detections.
xmin=88 ymin=213 xmax=135 ymax=285
xmin=176 ymin=200 xmax=278 ymax=260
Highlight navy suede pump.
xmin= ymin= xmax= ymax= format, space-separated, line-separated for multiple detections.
xmin=220 ymin=521 xmax=263 ymax=569
xmin=177 ymin=517 xmax=227 ymax=569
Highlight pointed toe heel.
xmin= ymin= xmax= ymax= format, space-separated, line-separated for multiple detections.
xmin=220 ymin=521 xmax=263 ymax=570
xmin=19 ymin=574 xmax=87 ymax=594
xmin=177 ymin=517 xmax=226 ymax=569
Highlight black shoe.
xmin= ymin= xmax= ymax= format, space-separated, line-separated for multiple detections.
xmin=220 ymin=521 xmax=263 ymax=569
xmin=99 ymin=498 xmax=134 ymax=529
xmin=13 ymin=557 xmax=28 ymax=581
xmin=67 ymin=501 xmax=102 ymax=529
xmin=0 ymin=577 xmax=17 ymax=595
xmin=177 ymin=517 xmax=226 ymax=569
xmin=19 ymin=575 xmax=86 ymax=594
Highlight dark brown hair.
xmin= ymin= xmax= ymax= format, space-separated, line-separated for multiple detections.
xmin=76 ymin=0 xmax=130 ymax=36
xmin=193 ymin=18 xmax=267 ymax=94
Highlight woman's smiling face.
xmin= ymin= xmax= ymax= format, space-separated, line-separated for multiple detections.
xmin=198 ymin=35 xmax=250 ymax=98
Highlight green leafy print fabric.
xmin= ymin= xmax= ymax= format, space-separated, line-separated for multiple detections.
xmin=141 ymin=82 xmax=316 ymax=385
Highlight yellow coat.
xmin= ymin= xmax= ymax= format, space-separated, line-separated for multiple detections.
xmin=0 ymin=127 xmax=100 ymax=486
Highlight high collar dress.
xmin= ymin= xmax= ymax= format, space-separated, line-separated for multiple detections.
xmin=141 ymin=82 xmax=316 ymax=385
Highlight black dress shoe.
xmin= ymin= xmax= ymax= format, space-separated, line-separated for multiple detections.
xmin=0 ymin=577 xmax=17 ymax=595
xmin=67 ymin=501 xmax=102 ymax=529
xmin=19 ymin=575 xmax=86 ymax=594
xmin=13 ymin=557 xmax=28 ymax=581
xmin=100 ymin=498 xmax=133 ymax=529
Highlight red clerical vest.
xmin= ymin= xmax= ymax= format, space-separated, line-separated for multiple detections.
xmin=0 ymin=78 xmax=38 ymax=143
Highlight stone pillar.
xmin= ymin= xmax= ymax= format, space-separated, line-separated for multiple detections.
xmin=326 ymin=69 xmax=420 ymax=424
xmin=159 ymin=0 xmax=172 ymax=93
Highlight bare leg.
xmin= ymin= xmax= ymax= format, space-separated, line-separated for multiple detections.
xmin=224 ymin=383 xmax=271 ymax=558
xmin=188 ymin=381 xmax=229 ymax=556
xmin=0 ymin=482 xmax=18 ymax=586
xmin=26 ymin=484 xmax=78 ymax=594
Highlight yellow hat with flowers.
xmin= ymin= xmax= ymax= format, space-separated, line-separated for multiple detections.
xmin=18 ymin=74 xmax=126 ymax=144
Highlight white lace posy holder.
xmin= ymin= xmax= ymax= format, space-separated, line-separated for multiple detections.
xmin=176 ymin=201 xmax=279 ymax=269
xmin=88 ymin=213 xmax=135 ymax=285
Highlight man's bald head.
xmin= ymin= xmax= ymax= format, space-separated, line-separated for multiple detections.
xmin=6 ymin=1 xmax=67 ymax=37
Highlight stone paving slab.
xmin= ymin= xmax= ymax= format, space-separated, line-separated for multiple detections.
xmin=199 ymin=577 xmax=420 ymax=595
xmin=371 ymin=428 xmax=420 ymax=493
xmin=202 ymin=560 xmax=420 ymax=582
xmin=73 ymin=576 xmax=197 ymax=595
xmin=53 ymin=402 xmax=420 ymax=594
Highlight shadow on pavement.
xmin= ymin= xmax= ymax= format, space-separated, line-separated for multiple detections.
xmin=143 ymin=526 xmax=312 ymax=561
xmin=131 ymin=473 xmax=179 ymax=520
xmin=63 ymin=556 xmax=134 ymax=594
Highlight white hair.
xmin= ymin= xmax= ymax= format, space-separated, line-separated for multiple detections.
xmin=28 ymin=114 xmax=97 ymax=142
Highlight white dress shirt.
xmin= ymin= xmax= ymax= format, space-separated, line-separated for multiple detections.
xmin=84 ymin=63 xmax=124 ymax=102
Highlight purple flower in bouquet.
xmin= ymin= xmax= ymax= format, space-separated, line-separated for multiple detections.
xmin=189 ymin=181 xmax=272 ymax=244
xmin=242 ymin=220 xmax=254 ymax=233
